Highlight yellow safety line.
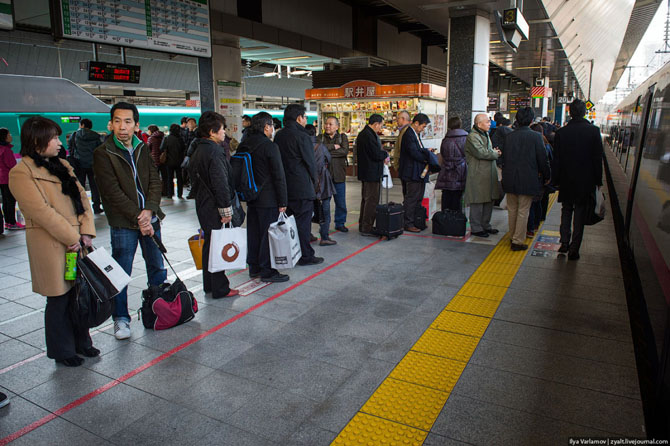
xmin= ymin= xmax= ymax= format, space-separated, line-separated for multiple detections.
xmin=332 ymin=193 xmax=558 ymax=445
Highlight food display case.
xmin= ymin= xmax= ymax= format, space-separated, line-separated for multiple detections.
xmin=306 ymin=80 xmax=447 ymax=176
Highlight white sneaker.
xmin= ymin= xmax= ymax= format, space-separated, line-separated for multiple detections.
xmin=114 ymin=319 xmax=131 ymax=340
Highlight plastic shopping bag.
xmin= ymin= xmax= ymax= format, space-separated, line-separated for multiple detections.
xmin=208 ymin=225 xmax=247 ymax=272
xmin=269 ymin=212 xmax=302 ymax=269
xmin=422 ymin=181 xmax=437 ymax=219
xmin=382 ymin=165 xmax=393 ymax=189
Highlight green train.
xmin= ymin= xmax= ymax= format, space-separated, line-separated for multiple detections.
xmin=0 ymin=74 xmax=316 ymax=155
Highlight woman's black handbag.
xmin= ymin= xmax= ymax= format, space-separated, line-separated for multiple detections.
xmin=69 ymin=268 xmax=113 ymax=329
xmin=312 ymin=199 xmax=325 ymax=224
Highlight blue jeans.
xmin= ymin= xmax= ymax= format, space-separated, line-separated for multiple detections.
xmin=319 ymin=197 xmax=332 ymax=239
xmin=110 ymin=221 xmax=167 ymax=320
xmin=333 ymin=182 xmax=347 ymax=227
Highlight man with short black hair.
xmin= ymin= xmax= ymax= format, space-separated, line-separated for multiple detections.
xmin=70 ymin=118 xmax=103 ymax=213
xmin=241 ymin=115 xmax=252 ymax=142
xmin=274 ymin=104 xmax=323 ymax=265
xmin=398 ymin=113 xmax=432 ymax=232
xmin=93 ymin=102 xmax=167 ymax=340
xmin=502 ymin=107 xmax=550 ymax=251
xmin=356 ymin=114 xmax=389 ymax=236
xmin=553 ymin=99 xmax=603 ymax=260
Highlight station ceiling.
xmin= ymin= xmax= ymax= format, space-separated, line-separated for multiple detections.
xmin=342 ymin=0 xmax=647 ymax=102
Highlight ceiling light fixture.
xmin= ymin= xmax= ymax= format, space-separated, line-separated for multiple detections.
xmin=273 ymin=56 xmax=311 ymax=61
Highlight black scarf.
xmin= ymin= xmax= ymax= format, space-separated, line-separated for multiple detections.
xmin=29 ymin=154 xmax=86 ymax=216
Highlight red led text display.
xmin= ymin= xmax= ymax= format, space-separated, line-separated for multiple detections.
xmin=88 ymin=61 xmax=141 ymax=84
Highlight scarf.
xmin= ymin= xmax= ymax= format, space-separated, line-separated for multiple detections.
xmin=29 ymin=154 xmax=85 ymax=216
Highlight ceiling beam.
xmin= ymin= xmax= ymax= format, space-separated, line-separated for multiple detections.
xmin=398 ymin=23 xmax=430 ymax=33
xmin=362 ymin=5 xmax=401 ymax=17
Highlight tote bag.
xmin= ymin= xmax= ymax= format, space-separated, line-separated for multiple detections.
xmin=269 ymin=212 xmax=302 ymax=269
xmin=208 ymin=225 xmax=248 ymax=273
xmin=78 ymin=246 xmax=132 ymax=302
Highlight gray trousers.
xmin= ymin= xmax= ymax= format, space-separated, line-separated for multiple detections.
xmin=469 ymin=201 xmax=494 ymax=233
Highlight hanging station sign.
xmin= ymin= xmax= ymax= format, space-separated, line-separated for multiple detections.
xmin=88 ymin=61 xmax=141 ymax=83
xmin=57 ymin=0 xmax=212 ymax=57
xmin=306 ymin=80 xmax=447 ymax=101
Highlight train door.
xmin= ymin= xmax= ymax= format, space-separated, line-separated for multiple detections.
xmin=625 ymin=87 xmax=656 ymax=235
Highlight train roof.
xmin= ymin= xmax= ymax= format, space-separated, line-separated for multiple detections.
xmin=617 ymin=59 xmax=670 ymax=110
xmin=0 ymin=74 xmax=110 ymax=114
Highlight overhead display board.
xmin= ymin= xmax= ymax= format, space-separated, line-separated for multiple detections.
xmin=57 ymin=0 xmax=211 ymax=57
xmin=89 ymin=61 xmax=141 ymax=83
xmin=0 ymin=0 xmax=13 ymax=30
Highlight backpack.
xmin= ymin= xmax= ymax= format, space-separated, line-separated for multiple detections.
xmin=231 ymin=151 xmax=261 ymax=202
xmin=138 ymin=235 xmax=198 ymax=330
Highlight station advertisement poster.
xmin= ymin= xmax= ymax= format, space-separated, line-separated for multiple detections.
xmin=0 ymin=0 xmax=12 ymax=30
xmin=58 ymin=0 xmax=211 ymax=58
xmin=216 ymin=80 xmax=242 ymax=141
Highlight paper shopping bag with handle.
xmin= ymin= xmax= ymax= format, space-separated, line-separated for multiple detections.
xmin=269 ymin=212 xmax=302 ymax=269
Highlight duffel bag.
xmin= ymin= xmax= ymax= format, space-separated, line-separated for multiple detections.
xmin=138 ymin=235 xmax=198 ymax=330
xmin=432 ymin=210 xmax=467 ymax=237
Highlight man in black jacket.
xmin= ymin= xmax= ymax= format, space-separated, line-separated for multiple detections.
xmin=275 ymin=104 xmax=323 ymax=265
xmin=502 ymin=107 xmax=550 ymax=251
xmin=553 ymin=99 xmax=603 ymax=260
xmin=398 ymin=113 xmax=431 ymax=232
xmin=356 ymin=114 xmax=389 ymax=236
xmin=70 ymin=118 xmax=104 ymax=213
xmin=237 ymin=112 xmax=290 ymax=282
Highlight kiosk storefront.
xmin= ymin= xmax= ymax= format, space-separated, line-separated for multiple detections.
xmin=305 ymin=80 xmax=446 ymax=175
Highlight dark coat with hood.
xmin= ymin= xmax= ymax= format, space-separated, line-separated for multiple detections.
xmin=436 ymin=128 xmax=468 ymax=191
xmin=553 ymin=117 xmax=603 ymax=204
xmin=188 ymin=138 xmax=235 ymax=230
xmin=70 ymin=128 xmax=103 ymax=169
xmin=398 ymin=126 xmax=431 ymax=183
xmin=312 ymin=136 xmax=335 ymax=200
xmin=274 ymin=120 xmax=317 ymax=200
xmin=356 ymin=125 xmax=387 ymax=182
xmin=235 ymin=133 xmax=288 ymax=208
xmin=501 ymin=126 xmax=551 ymax=197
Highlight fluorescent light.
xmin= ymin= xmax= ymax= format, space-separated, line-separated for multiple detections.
xmin=273 ymin=56 xmax=311 ymax=61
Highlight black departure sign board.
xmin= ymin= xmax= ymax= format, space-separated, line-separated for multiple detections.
xmin=88 ymin=61 xmax=141 ymax=83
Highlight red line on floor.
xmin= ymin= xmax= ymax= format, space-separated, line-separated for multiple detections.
xmin=0 ymin=238 xmax=381 ymax=446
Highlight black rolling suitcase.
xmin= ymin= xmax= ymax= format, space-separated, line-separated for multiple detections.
xmin=374 ymin=175 xmax=404 ymax=239
xmin=432 ymin=209 xmax=467 ymax=237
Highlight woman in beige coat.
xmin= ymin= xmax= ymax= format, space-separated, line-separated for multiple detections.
xmin=9 ymin=117 xmax=99 ymax=367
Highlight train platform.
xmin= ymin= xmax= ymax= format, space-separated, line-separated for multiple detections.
xmin=0 ymin=178 xmax=643 ymax=445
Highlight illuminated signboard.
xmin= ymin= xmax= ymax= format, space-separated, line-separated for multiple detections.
xmin=88 ymin=61 xmax=141 ymax=83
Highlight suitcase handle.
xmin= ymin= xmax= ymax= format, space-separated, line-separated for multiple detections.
xmin=378 ymin=174 xmax=390 ymax=205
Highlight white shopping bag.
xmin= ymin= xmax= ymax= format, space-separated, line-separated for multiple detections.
xmin=595 ymin=187 xmax=606 ymax=219
xmin=382 ymin=164 xmax=393 ymax=189
xmin=499 ymin=194 xmax=508 ymax=210
xmin=81 ymin=246 xmax=132 ymax=298
xmin=269 ymin=212 xmax=302 ymax=269
xmin=422 ymin=181 xmax=437 ymax=219
xmin=208 ymin=226 xmax=248 ymax=273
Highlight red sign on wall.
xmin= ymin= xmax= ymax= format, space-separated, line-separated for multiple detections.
xmin=305 ymin=80 xmax=446 ymax=100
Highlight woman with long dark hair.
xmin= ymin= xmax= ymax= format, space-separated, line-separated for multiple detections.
xmin=9 ymin=117 xmax=98 ymax=367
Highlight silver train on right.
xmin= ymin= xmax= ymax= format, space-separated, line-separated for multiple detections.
xmin=606 ymin=61 xmax=670 ymax=438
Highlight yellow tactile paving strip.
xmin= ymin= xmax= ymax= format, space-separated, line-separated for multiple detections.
xmin=332 ymin=194 xmax=559 ymax=445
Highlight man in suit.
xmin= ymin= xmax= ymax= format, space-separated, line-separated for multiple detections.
xmin=553 ymin=99 xmax=603 ymax=260
xmin=398 ymin=113 xmax=431 ymax=232
xmin=356 ymin=114 xmax=389 ymax=236
xmin=274 ymin=104 xmax=323 ymax=266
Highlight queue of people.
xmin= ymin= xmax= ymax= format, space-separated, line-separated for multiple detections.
xmin=1 ymin=99 xmax=602 ymax=377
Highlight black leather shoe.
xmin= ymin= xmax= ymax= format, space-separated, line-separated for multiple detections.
xmin=472 ymin=231 xmax=489 ymax=237
xmin=558 ymin=243 xmax=569 ymax=253
xmin=261 ymin=273 xmax=290 ymax=283
xmin=486 ymin=228 xmax=499 ymax=234
xmin=310 ymin=234 xmax=318 ymax=242
xmin=360 ymin=231 xmax=377 ymax=237
xmin=568 ymin=251 xmax=580 ymax=260
xmin=336 ymin=226 xmax=349 ymax=233
xmin=297 ymin=256 xmax=324 ymax=266
xmin=56 ymin=356 xmax=84 ymax=367
xmin=511 ymin=243 xmax=528 ymax=251
xmin=76 ymin=346 xmax=100 ymax=357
